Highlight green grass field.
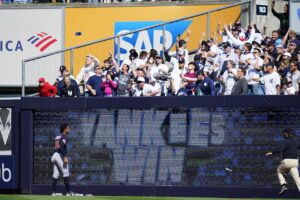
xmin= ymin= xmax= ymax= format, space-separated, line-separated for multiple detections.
xmin=0 ymin=196 xmax=296 ymax=200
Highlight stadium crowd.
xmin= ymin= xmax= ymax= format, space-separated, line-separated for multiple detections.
xmin=38 ymin=3 xmax=300 ymax=97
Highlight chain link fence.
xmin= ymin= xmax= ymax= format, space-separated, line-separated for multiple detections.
xmin=33 ymin=107 xmax=300 ymax=187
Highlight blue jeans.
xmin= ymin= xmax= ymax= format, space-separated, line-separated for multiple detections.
xmin=248 ymin=84 xmax=265 ymax=95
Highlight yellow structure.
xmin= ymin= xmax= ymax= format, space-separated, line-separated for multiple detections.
xmin=65 ymin=4 xmax=241 ymax=76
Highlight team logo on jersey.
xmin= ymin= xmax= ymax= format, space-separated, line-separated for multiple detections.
xmin=27 ymin=32 xmax=58 ymax=52
xmin=114 ymin=21 xmax=192 ymax=62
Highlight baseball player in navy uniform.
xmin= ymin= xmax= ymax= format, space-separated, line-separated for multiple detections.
xmin=51 ymin=123 xmax=74 ymax=196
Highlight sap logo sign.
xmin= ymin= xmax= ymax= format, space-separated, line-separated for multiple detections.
xmin=114 ymin=21 xmax=192 ymax=61
xmin=298 ymin=8 xmax=300 ymax=20
xmin=0 ymin=163 xmax=11 ymax=182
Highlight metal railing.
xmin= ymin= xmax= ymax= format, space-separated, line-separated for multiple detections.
xmin=22 ymin=0 xmax=252 ymax=96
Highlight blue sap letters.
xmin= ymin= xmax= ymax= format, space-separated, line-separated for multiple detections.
xmin=114 ymin=21 xmax=192 ymax=62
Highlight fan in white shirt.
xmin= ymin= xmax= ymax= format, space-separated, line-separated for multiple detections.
xmin=221 ymin=60 xmax=238 ymax=95
xmin=258 ymin=63 xmax=281 ymax=95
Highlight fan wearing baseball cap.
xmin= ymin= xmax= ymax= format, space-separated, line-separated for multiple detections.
xmin=38 ymin=77 xmax=57 ymax=97
xmin=131 ymin=76 xmax=160 ymax=97
xmin=217 ymin=41 xmax=239 ymax=76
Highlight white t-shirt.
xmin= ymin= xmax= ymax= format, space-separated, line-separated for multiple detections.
xmin=240 ymin=52 xmax=254 ymax=67
xmin=260 ymin=72 xmax=281 ymax=95
xmin=246 ymin=57 xmax=263 ymax=85
xmin=135 ymin=58 xmax=147 ymax=69
xmin=170 ymin=64 xmax=184 ymax=94
xmin=120 ymin=59 xmax=131 ymax=70
xmin=132 ymin=83 xmax=156 ymax=96
xmin=286 ymin=70 xmax=300 ymax=93
xmin=210 ymin=44 xmax=218 ymax=54
xmin=284 ymin=86 xmax=295 ymax=95
xmin=170 ymin=57 xmax=179 ymax=71
xmin=253 ymin=32 xmax=264 ymax=44
xmin=217 ymin=49 xmax=239 ymax=74
xmin=150 ymin=66 xmax=159 ymax=81
xmin=157 ymin=63 xmax=169 ymax=75
xmin=150 ymin=81 xmax=161 ymax=96
xmin=222 ymin=68 xmax=237 ymax=95
xmin=76 ymin=64 xmax=95 ymax=84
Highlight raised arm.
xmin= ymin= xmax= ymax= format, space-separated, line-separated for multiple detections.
xmin=282 ymin=28 xmax=291 ymax=47
xmin=184 ymin=29 xmax=191 ymax=45
xmin=109 ymin=51 xmax=120 ymax=73
xmin=271 ymin=1 xmax=281 ymax=20
xmin=217 ymin=20 xmax=223 ymax=36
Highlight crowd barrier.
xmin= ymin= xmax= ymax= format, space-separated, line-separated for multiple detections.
xmin=1 ymin=96 xmax=300 ymax=198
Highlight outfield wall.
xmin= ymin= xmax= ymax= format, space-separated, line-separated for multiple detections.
xmin=1 ymin=96 xmax=300 ymax=198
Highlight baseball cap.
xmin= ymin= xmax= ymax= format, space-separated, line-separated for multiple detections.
xmin=178 ymin=39 xmax=186 ymax=47
xmin=129 ymin=49 xmax=137 ymax=54
xmin=59 ymin=65 xmax=66 ymax=73
xmin=274 ymin=40 xmax=282 ymax=47
xmin=252 ymin=40 xmax=261 ymax=47
xmin=283 ymin=52 xmax=291 ymax=57
xmin=222 ymin=42 xmax=231 ymax=49
xmin=231 ymin=26 xmax=238 ymax=32
xmin=235 ymin=21 xmax=241 ymax=27
xmin=266 ymin=62 xmax=275 ymax=68
xmin=207 ymin=38 xmax=214 ymax=43
xmin=289 ymin=42 xmax=296 ymax=46
xmin=137 ymin=77 xmax=145 ymax=82
xmin=178 ymin=57 xmax=185 ymax=64
xmin=197 ymin=70 xmax=205 ymax=76
xmin=38 ymin=77 xmax=45 ymax=83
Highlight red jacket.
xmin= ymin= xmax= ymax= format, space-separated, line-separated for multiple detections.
xmin=39 ymin=82 xmax=57 ymax=97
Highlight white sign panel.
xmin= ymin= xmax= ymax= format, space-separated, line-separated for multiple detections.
xmin=0 ymin=9 xmax=63 ymax=86
xmin=290 ymin=1 xmax=300 ymax=34
xmin=0 ymin=108 xmax=11 ymax=155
